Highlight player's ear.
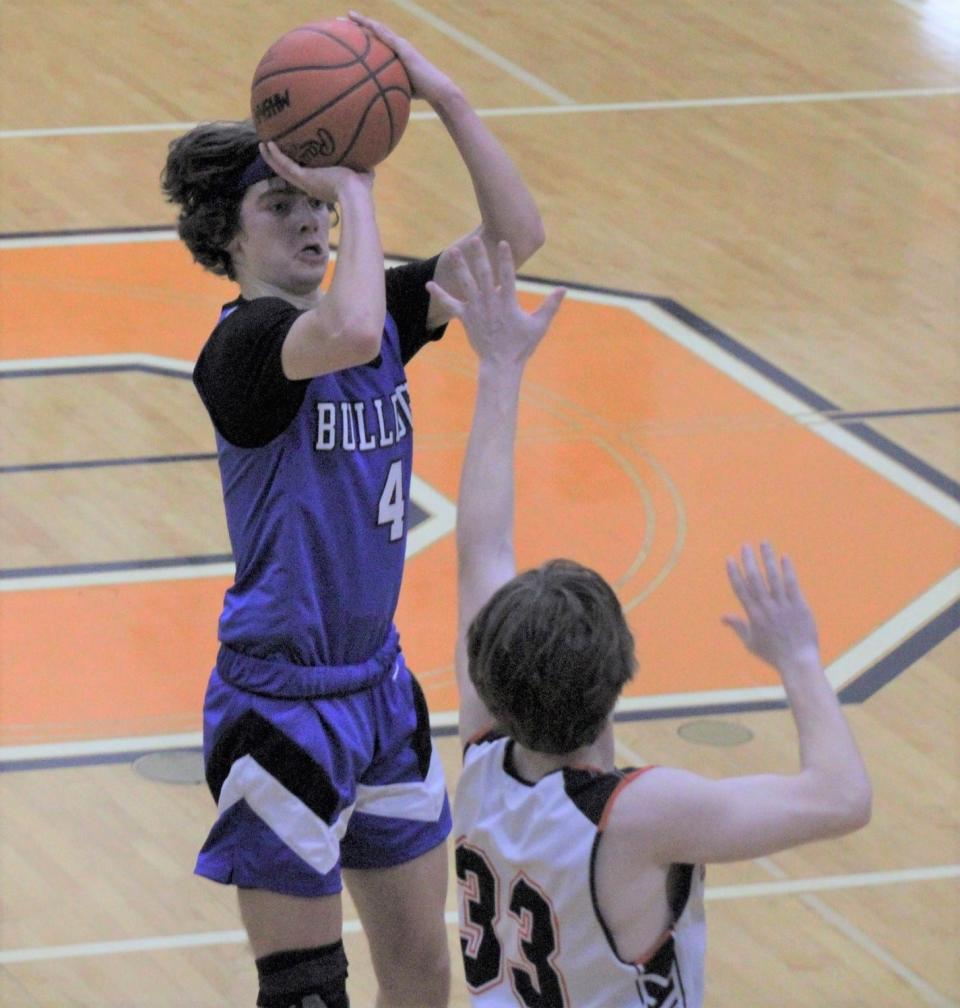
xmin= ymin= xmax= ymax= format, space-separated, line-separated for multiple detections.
xmin=225 ymin=226 xmax=245 ymax=260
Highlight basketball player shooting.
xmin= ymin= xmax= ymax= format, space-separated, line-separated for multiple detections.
xmin=161 ymin=10 xmax=544 ymax=1008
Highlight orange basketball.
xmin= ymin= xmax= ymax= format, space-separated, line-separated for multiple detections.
xmin=250 ymin=19 xmax=411 ymax=172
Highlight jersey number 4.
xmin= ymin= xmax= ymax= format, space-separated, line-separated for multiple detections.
xmin=377 ymin=460 xmax=405 ymax=541
xmin=456 ymin=842 xmax=568 ymax=1007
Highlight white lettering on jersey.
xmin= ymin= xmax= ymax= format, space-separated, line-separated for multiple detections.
xmin=340 ymin=402 xmax=357 ymax=450
xmin=315 ymin=402 xmax=336 ymax=450
xmin=314 ymin=383 xmax=412 ymax=452
xmin=354 ymin=402 xmax=377 ymax=450
xmin=373 ymin=398 xmax=395 ymax=446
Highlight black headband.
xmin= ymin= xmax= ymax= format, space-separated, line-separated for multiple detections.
xmin=234 ymin=151 xmax=276 ymax=194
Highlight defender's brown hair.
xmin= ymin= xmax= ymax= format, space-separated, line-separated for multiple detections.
xmin=467 ymin=558 xmax=637 ymax=754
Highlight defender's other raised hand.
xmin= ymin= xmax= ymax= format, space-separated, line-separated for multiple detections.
xmin=723 ymin=542 xmax=821 ymax=676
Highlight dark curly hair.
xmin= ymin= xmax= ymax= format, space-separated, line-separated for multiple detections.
xmin=160 ymin=120 xmax=261 ymax=280
xmin=467 ymin=559 xmax=637 ymax=754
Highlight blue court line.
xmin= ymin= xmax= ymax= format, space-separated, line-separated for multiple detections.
xmin=1 ymin=452 xmax=217 ymax=475
xmin=839 ymin=599 xmax=960 ymax=703
xmin=1 ymin=364 xmax=211 ymax=474
xmin=0 ymin=224 xmax=176 ymax=241
xmin=0 ymin=554 xmax=235 ymax=580
xmin=13 ymin=628 xmax=960 ymax=771
xmin=833 ymin=405 xmax=960 ymax=420
xmin=646 ymin=295 xmax=960 ymax=502
xmin=0 ymin=362 xmax=192 ymax=379
xmin=3 ymin=751 xmax=176 ymax=774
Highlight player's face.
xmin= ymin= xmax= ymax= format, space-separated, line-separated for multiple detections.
xmin=230 ymin=179 xmax=332 ymax=297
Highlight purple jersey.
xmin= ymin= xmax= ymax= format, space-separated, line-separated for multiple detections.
xmin=194 ymin=258 xmax=445 ymax=672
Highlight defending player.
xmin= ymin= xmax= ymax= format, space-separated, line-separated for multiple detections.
xmin=161 ymin=12 xmax=543 ymax=1008
xmin=433 ymin=238 xmax=872 ymax=1006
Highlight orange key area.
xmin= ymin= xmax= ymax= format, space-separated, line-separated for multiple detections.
xmin=1 ymin=239 xmax=957 ymax=748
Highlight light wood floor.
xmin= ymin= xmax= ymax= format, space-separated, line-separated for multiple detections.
xmin=1 ymin=2 xmax=958 ymax=1006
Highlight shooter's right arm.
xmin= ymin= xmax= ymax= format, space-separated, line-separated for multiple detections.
xmin=261 ymin=141 xmax=387 ymax=377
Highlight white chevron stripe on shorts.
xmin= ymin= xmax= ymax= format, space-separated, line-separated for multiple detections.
xmin=217 ymin=755 xmax=353 ymax=876
xmin=216 ymin=749 xmax=447 ymax=875
xmin=355 ymin=749 xmax=447 ymax=821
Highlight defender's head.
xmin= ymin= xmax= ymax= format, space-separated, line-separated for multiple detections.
xmin=467 ymin=559 xmax=637 ymax=754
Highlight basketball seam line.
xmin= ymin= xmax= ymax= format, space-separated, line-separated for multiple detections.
xmin=253 ymin=27 xmax=373 ymax=85
xmin=336 ymin=95 xmax=397 ymax=165
xmin=266 ymin=55 xmax=407 ymax=153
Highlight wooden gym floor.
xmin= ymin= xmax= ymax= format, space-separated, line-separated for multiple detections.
xmin=1 ymin=2 xmax=957 ymax=1005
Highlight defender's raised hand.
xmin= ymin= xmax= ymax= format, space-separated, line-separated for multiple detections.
xmin=427 ymin=239 xmax=565 ymax=366
xmin=722 ymin=542 xmax=820 ymax=674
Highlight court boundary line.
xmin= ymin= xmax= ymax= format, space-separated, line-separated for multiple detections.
xmin=387 ymin=0 xmax=575 ymax=105
xmin=754 ymin=856 xmax=955 ymax=1007
xmin=1 ymin=864 xmax=955 ymax=965
xmin=614 ymin=734 xmax=958 ymax=1007
xmin=2 ymin=87 xmax=957 ymax=141
xmin=0 ymin=355 xmax=452 ymax=590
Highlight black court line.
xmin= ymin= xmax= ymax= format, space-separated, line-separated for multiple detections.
xmin=0 ymin=225 xmax=176 ymax=241
xmin=0 ymin=363 xmax=191 ymax=379
xmin=1 ymin=452 xmax=217 ymax=475
xmin=0 ymin=359 xmax=430 ymax=582
xmin=1 ymin=554 xmax=235 ymax=580
xmin=831 ymin=405 xmax=960 ymax=421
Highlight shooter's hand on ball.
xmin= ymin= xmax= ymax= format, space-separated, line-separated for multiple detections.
xmin=348 ymin=10 xmax=456 ymax=104
xmin=260 ymin=141 xmax=374 ymax=203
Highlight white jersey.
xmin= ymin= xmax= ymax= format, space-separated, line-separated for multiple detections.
xmin=453 ymin=734 xmax=706 ymax=1008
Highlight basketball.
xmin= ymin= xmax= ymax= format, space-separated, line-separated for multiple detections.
xmin=250 ymin=19 xmax=411 ymax=171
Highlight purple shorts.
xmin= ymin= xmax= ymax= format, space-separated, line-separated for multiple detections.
xmin=195 ymin=634 xmax=451 ymax=897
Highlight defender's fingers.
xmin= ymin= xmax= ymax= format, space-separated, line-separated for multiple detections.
xmin=725 ymin=555 xmax=751 ymax=609
xmin=740 ymin=544 xmax=767 ymax=600
xmin=532 ymin=286 xmax=567 ymax=328
xmin=448 ymin=246 xmax=480 ymax=300
xmin=760 ymin=541 xmax=783 ymax=597
xmin=494 ymin=240 xmax=517 ymax=298
xmin=721 ymin=614 xmax=751 ymax=647
xmin=780 ymin=554 xmax=804 ymax=602
xmin=425 ymin=280 xmax=464 ymax=319
xmin=464 ymin=236 xmax=495 ymax=293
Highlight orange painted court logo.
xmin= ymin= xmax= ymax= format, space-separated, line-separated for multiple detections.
xmin=1 ymin=234 xmax=957 ymax=767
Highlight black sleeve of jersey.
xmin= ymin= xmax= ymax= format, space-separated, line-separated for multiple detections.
xmin=193 ymin=298 xmax=310 ymax=448
xmin=385 ymin=255 xmax=449 ymax=364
